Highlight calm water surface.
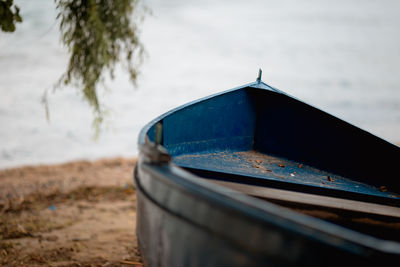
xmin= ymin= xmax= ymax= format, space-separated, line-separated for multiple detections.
xmin=0 ymin=0 xmax=399 ymax=168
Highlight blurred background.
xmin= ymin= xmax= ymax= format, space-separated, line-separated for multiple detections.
xmin=0 ymin=0 xmax=399 ymax=169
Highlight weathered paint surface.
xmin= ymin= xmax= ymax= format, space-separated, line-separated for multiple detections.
xmin=173 ymin=150 xmax=399 ymax=201
xmin=144 ymin=81 xmax=399 ymax=203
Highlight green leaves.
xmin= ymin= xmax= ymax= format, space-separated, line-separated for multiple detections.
xmin=0 ymin=0 xmax=22 ymax=32
xmin=2 ymin=0 xmax=145 ymax=137
xmin=55 ymin=0 xmax=145 ymax=135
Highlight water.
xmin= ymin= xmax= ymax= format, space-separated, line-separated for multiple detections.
xmin=0 ymin=0 xmax=399 ymax=169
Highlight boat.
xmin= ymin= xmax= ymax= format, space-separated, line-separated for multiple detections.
xmin=134 ymin=71 xmax=400 ymax=266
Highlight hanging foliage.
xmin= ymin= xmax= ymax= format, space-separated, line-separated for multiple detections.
xmin=55 ymin=0 xmax=145 ymax=135
xmin=1 ymin=0 xmax=146 ymax=137
xmin=0 ymin=0 xmax=22 ymax=32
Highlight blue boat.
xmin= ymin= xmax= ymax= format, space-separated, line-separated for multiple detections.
xmin=134 ymin=71 xmax=400 ymax=266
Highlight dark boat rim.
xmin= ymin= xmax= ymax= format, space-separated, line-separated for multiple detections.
xmin=135 ymin=160 xmax=400 ymax=255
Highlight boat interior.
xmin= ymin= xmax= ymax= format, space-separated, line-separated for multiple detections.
xmin=145 ymin=84 xmax=400 ymax=242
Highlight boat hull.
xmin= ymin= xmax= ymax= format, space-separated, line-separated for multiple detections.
xmin=134 ymin=79 xmax=400 ymax=265
xmin=135 ymin=162 xmax=398 ymax=266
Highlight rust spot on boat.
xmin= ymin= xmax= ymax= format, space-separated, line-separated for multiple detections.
xmin=379 ymin=186 xmax=388 ymax=192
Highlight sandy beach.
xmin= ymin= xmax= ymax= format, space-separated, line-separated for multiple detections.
xmin=0 ymin=157 xmax=143 ymax=266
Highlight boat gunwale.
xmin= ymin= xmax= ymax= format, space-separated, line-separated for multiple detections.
xmin=135 ymin=160 xmax=400 ymax=256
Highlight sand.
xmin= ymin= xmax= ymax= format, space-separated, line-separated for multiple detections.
xmin=0 ymin=157 xmax=143 ymax=266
